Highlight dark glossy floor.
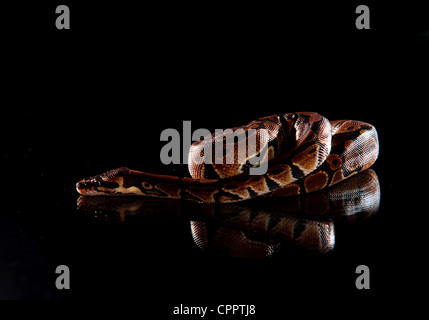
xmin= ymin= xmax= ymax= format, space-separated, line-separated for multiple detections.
xmin=1 ymin=2 xmax=427 ymax=316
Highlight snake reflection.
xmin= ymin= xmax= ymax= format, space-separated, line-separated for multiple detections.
xmin=77 ymin=169 xmax=380 ymax=258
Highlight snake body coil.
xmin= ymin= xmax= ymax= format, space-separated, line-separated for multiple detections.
xmin=76 ymin=112 xmax=379 ymax=203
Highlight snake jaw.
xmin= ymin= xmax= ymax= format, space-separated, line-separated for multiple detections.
xmin=76 ymin=168 xmax=135 ymax=196
xmin=76 ymin=171 xmax=123 ymax=196
xmin=76 ymin=179 xmax=106 ymax=196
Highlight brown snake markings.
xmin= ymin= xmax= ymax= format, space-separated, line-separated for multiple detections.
xmin=76 ymin=112 xmax=379 ymax=203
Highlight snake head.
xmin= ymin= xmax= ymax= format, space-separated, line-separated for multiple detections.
xmin=76 ymin=167 xmax=130 ymax=196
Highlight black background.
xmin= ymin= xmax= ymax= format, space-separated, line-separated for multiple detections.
xmin=1 ymin=0 xmax=428 ymax=316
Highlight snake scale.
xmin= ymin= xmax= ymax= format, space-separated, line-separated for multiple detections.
xmin=76 ymin=112 xmax=379 ymax=203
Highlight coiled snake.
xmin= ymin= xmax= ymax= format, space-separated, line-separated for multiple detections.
xmin=76 ymin=112 xmax=379 ymax=203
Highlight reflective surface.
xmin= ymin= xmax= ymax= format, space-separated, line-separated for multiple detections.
xmin=77 ymin=169 xmax=380 ymax=258
xmin=2 ymin=3 xmax=426 ymax=305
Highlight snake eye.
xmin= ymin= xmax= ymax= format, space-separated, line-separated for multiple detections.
xmin=94 ymin=180 xmax=102 ymax=187
xmin=142 ymin=182 xmax=153 ymax=189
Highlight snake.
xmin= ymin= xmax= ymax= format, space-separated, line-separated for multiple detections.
xmin=76 ymin=112 xmax=379 ymax=203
